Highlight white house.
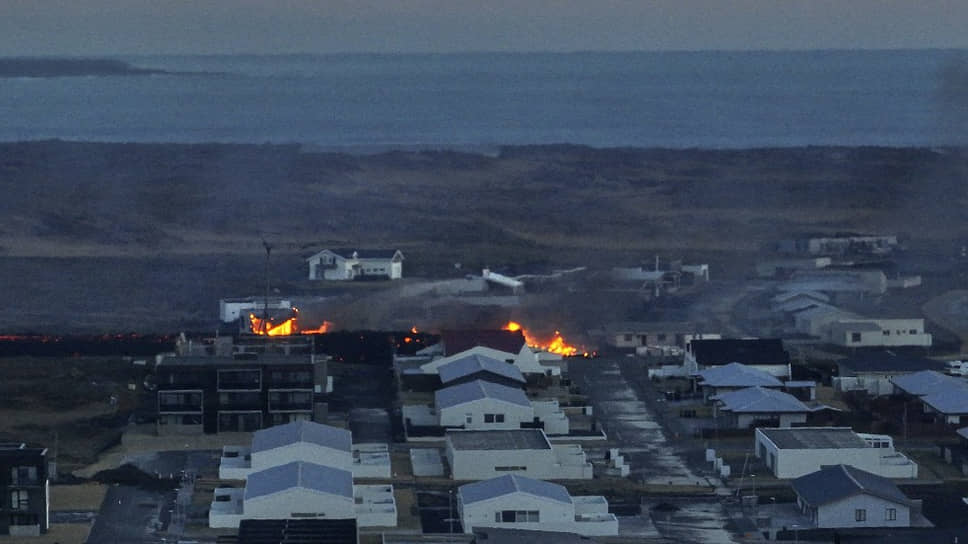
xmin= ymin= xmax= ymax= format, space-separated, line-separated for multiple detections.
xmin=437 ymin=354 xmax=526 ymax=389
xmin=306 ymin=249 xmax=403 ymax=281
xmin=712 ymin=387 xmax=821 ymax=429
xmin=458 ymin=475 xmax=617 ymax=536
xmin=827 ymin=319 xmax=932 ymax=348
xmin=792 ymin=464 xmax=917 ymax=529
xmin=754 ymin=427 xmax=918 ymax=479
xmin=219 ymin=297 xmax=292 ymax=323
xmin=209 ymin=461 xmax=396 ymax=528
xmin=836 ymin=353 xmax=946 ymax=396
xmin=218 ymin=420 xmax=391 ymax=480
xmin=435 ymin=380 xmax=535 ymax=431
xmin=446 ymin=429 xmax=593 ymax=480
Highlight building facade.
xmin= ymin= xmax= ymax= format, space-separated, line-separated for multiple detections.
xmin=155 ymin=354 xmax=326 ymax=435
xmin=0 ymin=443 xmax=49 ymax=537
xmin=755 ymin=427 xmax=918 ymax=479
xmin=445 ymin=430 xmax=593 ymax=480
xmin=458 ymin=475 xmax=617 ymax=536
xmin=306 ymin=249 xmax=403 ymax=281
xmin=792 ymin=465 xmax=916 ymax=529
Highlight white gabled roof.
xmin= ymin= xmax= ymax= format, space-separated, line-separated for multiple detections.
xmin=698 ymin=362 xmax=783 ymax=388
xmin=438 ymin=354 xmax=526 ymax=384
xmin=713 ymin=386 xmax=811 ymax=413
xmin=459 ymin=475 xmax=572 ymax=505
xmin=244 ymin=461 xmax=353 ymax=500
xmin=436 ymin=379 xmax=531 ymax=410
xmin=251 ymin=421 xmax=352 ymax=454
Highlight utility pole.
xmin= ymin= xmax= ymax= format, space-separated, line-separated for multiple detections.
xmin=262 ymin=238 xmax=273 ymax=335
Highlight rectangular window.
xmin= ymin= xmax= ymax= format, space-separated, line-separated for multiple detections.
xmin=11 ymin=466 xmax=37 ymax=485
xmin=882 ymin=330 xmax=890 ymax=336
xmin=497 ymin=510 xmax=539 ymax=523
xmin=495 ymin=414 xmax=505 ymax=423
xmin=494 ymin=466 xmax=527 ymax=472
xmin=909 ymin=329 xmax=918 ymax=335
xmin=885 ymin=508 xmax=896 ymax=521
xmin=465 ymin=414 xmax=473 ymax=424
xmin=484 ymin=414 xmax=495 ymax=423
xmin=10 ymin=490 xmax=29 ymax=510
xmin=855 ymin=509 xmax=866 ymax=522
xmin=851 ymin=333 xmax=861 ymax=342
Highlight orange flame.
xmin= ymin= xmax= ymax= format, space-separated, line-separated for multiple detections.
xmin=503 ymin=321 xmax=583 ymax=356
xmin=249 ymin=313 xmax=297 ymax=336
xmin=248 ymin=312 xmax=332 ymax=336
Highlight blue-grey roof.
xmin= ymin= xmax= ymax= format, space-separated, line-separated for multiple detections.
xmin=892 ymin=370 xmax=968 ymax=397
xmin=698 ymin=362 xmax=783 ymax=388
xmin=436 ymin=380 xmax=531 ymax=410
xmin=958 ymin=427 xmax=968 ymax=441
xmin=792 ymin=465 xmax=912 ymax=507
xmin=438 ymin=354 xmax=525 ymax=385
xmin=921 ymin=389 xmax=968 ymax=415
xmin=245 ymin=461 xmax=353 ymax=501
xmin=251 ymin=421 xmax=352 ymax=454
xmin=459 ymin=475 xmax=572 ymax=505
xmin=712 ymin=387 xmax=810 ymax=413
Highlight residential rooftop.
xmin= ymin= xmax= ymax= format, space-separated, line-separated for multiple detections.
xmin=758 ymin=427 xmax=868 ymax=450
xmin=792 ymin=464 xmax=912 ymax=507
xmin=245 ymin=461 xmax=353 ymax=501
xmin=438 ymin=354 xmax=525 ymax=385
xmin=436 ymin=379 xmax=531 ymax=410
xmin=447 ymin=429 xmax=551 ymax=451
xmin=251 ymin=420 xmax=352 ymax=454
xmin=459 ymin=475 xmax=572 ymax=505
xmin=840 ymin=351 xmax=945 ymax=373
xmin=690 ymin=338 xmax=789 ymax=366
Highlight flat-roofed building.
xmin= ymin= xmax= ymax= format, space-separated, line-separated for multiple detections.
xmin=755 ymin=427 xmax=918 ymax=479
xmin=458 ymin=475 xmax=617 ymax=536
xmin=154 ymin=353 xmax=326 ymax=434
xmin=445 ymin=430 xmax=592 ymax=480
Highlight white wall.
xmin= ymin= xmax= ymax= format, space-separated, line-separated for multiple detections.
xmin=756 ymin=435 xmax=918 ymax=479
xmin=447 ymin=447 xmax=592 ymax=480
xmin=460 ymin=492 xmax=618 ymax=536
xmin=437 ymin=397 xmax=535 ymax=430
xmin=243 ymin=488 xmax=355 ymax=521
xmin=816 ymin=494 xmax=910 ymax=529
xmin=829 ymin=319 xmax=932 ymax=348
xmin=533 ymin=400 xmax=570 ymax=435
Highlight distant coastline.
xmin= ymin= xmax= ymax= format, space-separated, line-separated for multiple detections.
xmin=0 ymin=58 xmax=165 ymax=78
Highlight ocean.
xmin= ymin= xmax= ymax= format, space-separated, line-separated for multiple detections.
xmin=2 ymin=49 xmax=966 ymax=150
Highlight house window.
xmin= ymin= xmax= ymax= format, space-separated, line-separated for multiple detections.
xmin=9 ymin=513 xmax=38 ymax=526
xmin=465 ymin=414 xmax=473 ymax=424
xmin=494 ymin=466 xmax=527 ymax=472
xmin=855 ymin=509 xmax=866 ymax=522
xmin=10 ymin=490 xmax=29 ymax=510
xmin=11 ymin=466 xmax=37 ymax=485
xmin=882 ymin=330 xmax=890 ymax=336
xmin=909 ymin=329 xmax=918 ymax=334
xmin=497 ymin=510 xmax=539 ymax=523
xmin=485 ymin=414 xmax=494 ymax=423
xmin=851 ymin=333 xmax=861 ymax=343
xmin=885 ymin=508 xmax=896 ymax=521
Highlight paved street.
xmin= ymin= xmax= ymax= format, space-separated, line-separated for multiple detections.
xmin=570 ymin=357 xmax=737 ymax=543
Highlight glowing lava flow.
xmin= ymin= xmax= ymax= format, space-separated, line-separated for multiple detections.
xmin=503 ymin=321 xmax=582 ymax=356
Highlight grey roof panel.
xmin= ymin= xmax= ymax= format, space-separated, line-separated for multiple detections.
xmin=792 ymin=465 xmax=911 ymax=507
xmin=447 ymin=429 xmax=551 ymax=451
xmin=713 ymin=386 xmax=810 ymax=413
xmin=435 ymin=379 xmax=531 ymax=410
xmin=245 ymin=461 xmax=353 ymax=500
xmin=698 ymin=362 xmax=784 ymax=388
xmin=438 ymin=354 xmax=525 ymax=384
xmin=459 ymin=475 xmax=572 ymax=505
xmin=891 ymin=370 xmax=967 ymax=396
xmin=759 ymin=427 xmax=867 ymax=449
xmin=251 ymin=421 xmax=352 ymax=454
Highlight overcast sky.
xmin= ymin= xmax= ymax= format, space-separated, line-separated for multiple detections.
xmin=2 ymin=0 xmax=967 ymax=56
